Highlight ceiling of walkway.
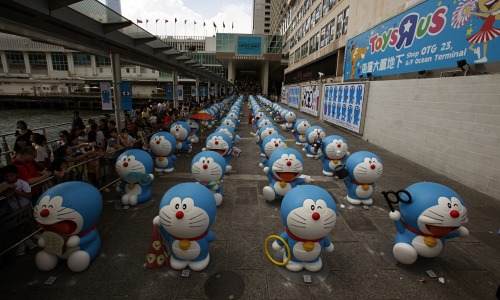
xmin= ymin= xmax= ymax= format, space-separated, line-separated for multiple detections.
xmin=0 ymin=0 xmax=231 ymax=85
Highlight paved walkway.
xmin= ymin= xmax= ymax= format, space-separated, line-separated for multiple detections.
xmin=1 ymin=100 xmax=499 ymax=299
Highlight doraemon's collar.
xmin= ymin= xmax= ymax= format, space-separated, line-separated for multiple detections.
xmin=78 ymin=225 xmax=96 ymax=237
xmin=170 ymin=230 xmax=209 ymax=241
xmin=325 ymin=155 xmax=346 ymax=161
xmin=403 ymin=221 xmax=446 ymax=238
xmin=349 ymin=178 xmax=373 ymax=186
xmin=286 ymin=229 xmax=324 ymax=243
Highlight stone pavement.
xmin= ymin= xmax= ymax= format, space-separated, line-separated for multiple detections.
xmin=1 ymin=100 xmax=499 ymax=299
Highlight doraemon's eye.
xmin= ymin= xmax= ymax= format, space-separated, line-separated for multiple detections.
xmin=123 ymin=157 xmax=127 ymax=161
xmin=182 ymin=204 xmax=187 ymax=210
xmin=310 ymin=205 xmax=315 ymax=211
xmin=42 ymin=205 xmax=47 ymax=208
xmin=128 ymin=158 xmax=131 ymax=162
xmin=175 ymin=204 xmax=179 ymax=209
xmin=48 ymin=205 xmax=53 ymax=208
xmin=182 ymin=198 xmax=194 ymax=213
xmin=447 ymin=203 xmax=452 ymax=208
xmin=438 ymin=197 xmax=452 ymax=212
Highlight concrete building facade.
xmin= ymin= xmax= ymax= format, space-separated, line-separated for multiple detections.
xmin=252 ymin=0 xmax=272 ymax=34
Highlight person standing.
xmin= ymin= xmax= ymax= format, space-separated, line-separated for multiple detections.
xmin=72 ymin=111 xmax=85 ymax=130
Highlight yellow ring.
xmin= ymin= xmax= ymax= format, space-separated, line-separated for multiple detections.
xmin=264 ymin=235 xmax=291 ymax=266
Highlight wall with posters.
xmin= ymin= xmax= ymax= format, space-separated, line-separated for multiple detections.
xmin=300 ymin=85 xmax=321 ymax=116
xmin=322 ymin=83 xmax=367 ymax=134
xmin=281 ymin=86 xmax=288 ymax=104
xmin=344 ymin=0 xmax=500 ymax=80
xmin=288 ymin=86 xmax=300 ymax=108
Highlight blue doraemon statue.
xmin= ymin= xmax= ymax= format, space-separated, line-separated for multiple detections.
xmin=204 ymin=132 xmax=234 ymax=173
xmin=338 ymin=151 xmax=383 ymax=205
xmin=170 ymin=121 xmax=193 ymax=153
xmin=256 ymin=125 xmax=279 ymax=155
xmin=149 ymin=132 xmax=177 ymax=173
xmin=281 ymin=111 xmax=297 ymax=131
xmin=34 ymin=182 xmax=102 ymax=272
xmin=116 ymin=149 xmax=154 ymax=206
xmin=216 ymin=125 xmax=242 ymax=145
xmin=303 ymin=126 xmax=326 ymax=158
xmin=220 ymin=117 xmax=238 ymax=131
xmin=260 ymin=134 xmax=287 ymax=168
xmin=263 ymin=148 xmax=311 ymax=201
xmin=292 ymin=119 xmax=312 ymax=145
xmin=191 ymin=151 xmax=226 ymax=206
xmin=272 ymin=185 xmax=337 ymax=272
xmin=186 ymin=119 xmax=201 ymax=144
xmin=320 ymin=135 xmax=349 ymax=176
xmin=153 ymin=183 xmax=216 ymax=271
xmin=388 ymin=182 xmax=469 ymax=265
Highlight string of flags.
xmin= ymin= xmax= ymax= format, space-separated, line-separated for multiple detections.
xmin=135 ymin=19 xmax=234 ymax=29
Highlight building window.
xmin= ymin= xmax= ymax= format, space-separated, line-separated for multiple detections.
xmin=6 ymin=51 xmax=24 ymax=64
xmin=264 ymin=29 xmax=270 ymax=33
xmin=29 ymin=52 xmax=47 ymax=66
xmin=51 ymin=52 xmax=68 ymax=71
xmin=96 ymin=55 xmax=111 ymax=66
xmin=265 ymin=17 xmax=270 ymax=21
xmin=265 ymin=5 xmax=270 ymax=9
xmin=73 ymin=53 xmax=91 ymax=66
xmin=126 ymin=68 xmax=130 ymax=73
xmin=337 ymin=7 xmax=349 ymax=39
xmin=265 ymin=23 xmax=270 ymax=27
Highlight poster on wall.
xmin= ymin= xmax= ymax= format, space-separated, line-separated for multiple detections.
xmin=120 ymin=82 xmax=132 ymax=111
xmin=99 ymin=82 xmax=113 ymax=110
xmin=191 ymin=86 xmax=197 ymax=96
xmin=288 ymin=86 xmax=300 ymax=108
xmin=344 ymin=0 xmax=500 ymax=80
xmin=300 ymin=85 xmax=320 ymax=116
xmin=166 ymin=84 xmax=173 ymax=101
xmin=177 ymin=85 xmax=183 ymax=101
xmin=281 ymin=86 xmax=288 ymax=104
xmin=322 ymin=83 xmax=367 ymax=133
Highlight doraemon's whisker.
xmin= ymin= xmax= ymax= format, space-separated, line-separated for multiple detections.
xmin=189 ymin=218 xmax=207 ymax=224
xmin=423 ymin=222 xmax=444 ymax=225
xmin=290 ymin=218 xmax=306 ymax=225
xmin=189 ymin=225 xmax=206 ymax=228
xmin=324 ymin=214 xmax=335 ymax=221
xmin=160 ymin=211 xmax=171 ymax=219
xmin=324 ymin=220 xmax=335 ymax=225
xmin=323 ymin=226 xmax=333 ymax=229
xmin=422 ymin=215 xmax=444 ymax=221
xmin=357 ymin=167 xmax=368 ymax=170
xmin=160 ymin=216 xmax=171 ymax=223
xmin=57 ymin=217 xmax=74 ymax=220
xmin=290 ymin=224 xmax=306 ymax=228
xmin=274 ymin=163 xmax=284 ymax=166
xmin=293 ymin=212 xmax=306 ymax=221
xmin=57 ymin=206 xmax=72 ymax=212
xmin=189 ymin=212 xmax=203 ymax=220
xmin=57 ymin=211 xmax=75 ymax=216
xmin=162 ymin=224 xmax=172 ymax=227
xmin=428 ymin=210 xmax=444 ymax=218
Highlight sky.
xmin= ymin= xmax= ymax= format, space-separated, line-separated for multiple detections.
xmin=101 ymin=0 xmax=253 ymax=37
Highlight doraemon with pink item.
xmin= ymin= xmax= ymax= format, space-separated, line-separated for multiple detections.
xmin=116 ymin=149 xmax=154 ymax=206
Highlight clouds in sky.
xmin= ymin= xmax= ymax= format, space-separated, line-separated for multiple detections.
xmin=103 ymin=0 xmax=252 ymax=36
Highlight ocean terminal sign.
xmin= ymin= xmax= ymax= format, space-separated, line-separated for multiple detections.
xmin=232 ymin=55 xmax=265 ymax=60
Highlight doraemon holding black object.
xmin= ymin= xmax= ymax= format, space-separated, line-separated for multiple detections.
xmin=191 ymin=151 xmax=226 ymax=206
xmin=116 ymin=149 xmax=154 ymax=206
xmin=34 ymin=182 xmax=102 ymax=272
xmin=153 ymin=183 xmax=217 ymax=271
xmin=336 ymin=151 xmax=383 ymax=205
xmin=292 ymin=119 xmax=311 ymax=145
xmin=272 ymin=185 xmax=337 ymax=272
xmin=386 ymin=182 xmax=469 ymax=265
xmin=320 ymin=135 xmax=349 ymax=177
xmin=149 ymin=132 xmax=177 ymax=173
xmin=303 ymin=126 xmax=326 ymax=158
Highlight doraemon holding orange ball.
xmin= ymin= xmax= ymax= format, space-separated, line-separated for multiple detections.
xmin=191 ymin=151 xmax=226 ymax=206
xmin=153 ymin=182 xmax=216 ymax=271
xmin=116 ymin=149 xmax=154 ymax=206
xmin=149 ymin=132 xmax=177 ymax=173
xmin=271 ymin=185 xmax=337 ymax=272
xmin=34 ymin=182 xmax=102 ymax=272
xmin=387 ymin=182 xmax=469 ymax=265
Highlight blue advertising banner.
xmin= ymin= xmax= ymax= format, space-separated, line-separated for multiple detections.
xmin=166 ymin=84 xmax=173 ymax=101
xmin=99 ymin=82 xmax=113 ymax=110
xmin=288 ymin=86 xmax=300 ymax=108
xmin=237 ymin=36 xmax=262 ymax=55
xmin=191 ymin=86 xmax=197 ymax=96
xmin=177 ymin=85 xmax=183 ymax=101
xmin=322 ymin=83 xmax=367 ymax=134
xmin=344 ymin=0 xmax=500 ymax=80
xmin=120 ymin=82 xmax=132 ymax=111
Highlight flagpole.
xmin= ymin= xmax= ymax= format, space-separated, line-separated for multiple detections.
xmin=156 ymin=22 xmax=158 ymax=35
xmin=165 ymin=21 xmax=167 ymax=37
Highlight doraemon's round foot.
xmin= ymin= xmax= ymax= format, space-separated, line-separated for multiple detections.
xmin=169 ymin=256 xmax=189 ymax=270
xmin=295 ymin=142 xmax=302 ymax=145
xmin=214 ymin=193 xmax=223 ymax=206
xmin=121 ymin=195 xmax=129 ymax=206
xmin=155 ymin=168 xmax=163 ymax=173
xmin=36 ymin=250 xmax=58 ymax=271
xmin=283 ymin=253 xmax=303 ymax=272
xmin=361 ymin=199 xmax=373 ymax=205
xmin=226 ymin=165 xmax=232 ymax=173
xmin=129 ymin=195 xmax=138 ymax=206
xmin=346 ymin=196 xmax=362 ymax=205
xmin=165 ymin=167 xmax=174 ymax=173
xmin=306 ymin=154 xmax=315 ymax=158
xmin=393 ymin=243 xmax=418 ymax=265
xmin=67 ymin=250 xmax=90 ymax=272
xmin=189 ymin=254 xmax=210 ymax=271
xmin=322 ymin=170 xmax=334 ymax=176
xmin=263 ymin=186 xmax=276 ymax=201
xmin=304 ymin=258 xmax=322 ymax=272
xmin=260 ymin=153 xmax=266 ymax=158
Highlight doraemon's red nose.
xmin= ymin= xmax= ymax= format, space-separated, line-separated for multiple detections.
xmin=370 ymin=164 xmax=376 ymax=169
xmin=156 ymin=141 xmax=160 ymax=144
xmin=303 ymin=124 xmax=306 ymax=126
xmin=286 ymin=161 xmax=292 ymax=166
xmin=203 ymin=164 xmax=208 ymax=169
xmin=123 ymin=162 xmax=129 ymax=167
xmin=317 ymin=132 xmax=320 ymax=135
xmin=40 ymin=209 xmax=50 ymax=217
xmin=312 ymin=212 xmax=320 ymax=220
xmin=176 ymin=211 xmax=184 ymax=219
xmin=275 ymin=143 xmax=279 ymax=147
xmin=337 ymin=144 xmax=341 ymax=148
xmin=215 ymin=141 xmax=219 ymax=145
xmin=450 ymin=210 xmax=459 ymax=218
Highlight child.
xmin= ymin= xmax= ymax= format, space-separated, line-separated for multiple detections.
xmin=106 ymin=128 xmax=120 ymax=154
xmin=34 ymin=134 xmax=51 ymax=170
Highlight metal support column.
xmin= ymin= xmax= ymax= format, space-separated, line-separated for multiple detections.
xmin=196 ymin=77 xmax=200 ymax=103
xmin=173 ymin=70 xmax=178 ymax=109
xmin=208 ymin=80 xmax=211 ymax=101
xmin=111 ymin=52 xmax=122 ymax=132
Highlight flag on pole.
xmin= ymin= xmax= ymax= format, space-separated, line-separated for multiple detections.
xmin=184 ymin=20 xmax=187 ymax=24
xmin=232 ymin=22 xmax=234 ymax=29
xmin=223 ymin=21 xmax=225 ymax=28
xmin=165 ymin=19 xmax=168 ymax=23
xmin=146 ymin=19 xmax=149 ymax=23
xmin=194 ymin=20 xmax=197 ymax=25
xmin=156 ymin=19 xmax=159 ymax=23
xmin=203 ymin=21 xmax=206 ymax=27
xmin=137 ymin=19 xmax=143 ymax=23
xmin=175 ymin=18 xmax=177 ymax=23
xmin=213 ymin=21 xmax=216 ymax=28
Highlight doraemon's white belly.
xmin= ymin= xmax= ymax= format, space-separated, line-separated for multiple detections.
xmin=298 ymin=134 xmax=307 ymax=143
xmin=176 ymin=142 xmax=183 ymax=149
xmin=125 ymin=183 xmax=143 ymax=195
xmin=274 ymin=182 xmax=292 ymax=196
xmin=292 ymin=242 xmax=321 ymax=261
xmin=155 ymin=157 xmax=169 ymax=168
xmin=411 ymin=236 xmax=443 ymax=258
xmin=328 ymin=160 xmax=342 ymax=170
xmin=285 ymin=122 xmax=293 ymax=129
xmin=172 ymin=240 xmax=201 ymax=260
xmin=355 ymin=185 xmax=373 ymax=198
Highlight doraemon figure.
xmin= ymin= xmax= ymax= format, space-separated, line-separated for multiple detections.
xmin=191 ymin=151 xmax=226 ymax=206
xmin=220 ymin=117 xmax=238 ymax=131
xmin=149 ymin=132 xmax=177 ymax=173
xmin=153 ymin=183 xmax=216 ymax=271
xmin=272 ymin=185 xmax=337 ymax=272
xmin=259 ymin=134 xmax=287 ymax=168
xmin=116 ymin=149 xmax=154 ymax=206
xmin=281 ymin=111 xmax=297 ymax=131
xmin=302 ymin=126 xmax=326 ymax=158
xmin=320 ymin=135 xmax=349 ymax=176
xmin=256 ymin=117 xmax=274 ymax=129
xmin=263 ymin=148 xmax=311 ymax=201
xmin=34 ymin=182 xmax=102 ymax=272
xmin=204 ymin=132 xmax=234 ymax=173
xmin=339 ymin=151 xmax=383 ymax=205
xmin=256 ymin=125 xmax=279 ymax=154
xmin=170 ymin=121 xmax=193 ymax=153
xmin=292 ymin=119 xmax=311 ymax=145
xmin=388 ymin=182 xmax=469 ymax=265
xmin=186 ymin=119 xmax=201 ymax=144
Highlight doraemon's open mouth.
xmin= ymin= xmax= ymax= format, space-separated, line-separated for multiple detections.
xmin=212 ymin=149 xmax=226 ymax=155
xmin=426 ymin=225 xmax=459 ymax=237
xmin=40 ymin=220 xmax=78 ymax=236
xmin=276 ymin=172 xmax=299 ymax=180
